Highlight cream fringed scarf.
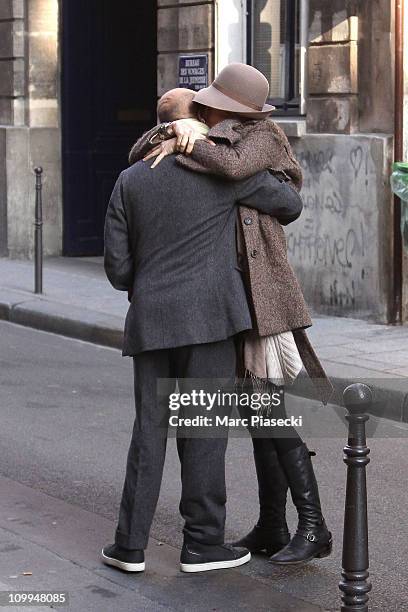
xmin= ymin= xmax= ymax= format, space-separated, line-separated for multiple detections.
xmin=243 ymin=329 xmax=303 ymax=386
xmin=180 ymin=118 xmax=210 ymax=136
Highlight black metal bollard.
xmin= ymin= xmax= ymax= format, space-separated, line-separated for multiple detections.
xmin=339 ymin=383 xmax=372 ymax=612
xmin=34 ymin=167 xmax=43 ymax=294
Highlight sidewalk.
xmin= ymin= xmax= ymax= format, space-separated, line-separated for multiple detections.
xmin=1 ymin=256 xmax=408 ymax=421
xmin=0 ymin=475 xmax=323 ymax=612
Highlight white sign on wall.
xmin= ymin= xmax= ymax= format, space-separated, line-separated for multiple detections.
xmin=178 ymin=55 xmax=208 ymax=91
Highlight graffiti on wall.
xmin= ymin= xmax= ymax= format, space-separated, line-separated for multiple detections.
xmin=287 ymin=137 xmax=387 ymax=314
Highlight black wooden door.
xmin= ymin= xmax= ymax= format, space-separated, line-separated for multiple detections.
xmin=61 ymin=0 xmax=157 ymax=256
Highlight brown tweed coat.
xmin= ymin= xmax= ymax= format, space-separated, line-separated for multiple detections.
xmin=187 ymin=121 xmax=311 ymax=335
xmin=128 ymin=118 xmax=334 ymax=404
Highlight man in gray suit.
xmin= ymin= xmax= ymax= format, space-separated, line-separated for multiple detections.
xmin=102 ymin=66 xmax=303 ymax=574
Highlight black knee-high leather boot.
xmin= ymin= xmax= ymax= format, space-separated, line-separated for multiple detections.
xmin=233 ymin=439 xmax=290 ymax=556
xmin=269 ymin=443 xmax=332 ymax=565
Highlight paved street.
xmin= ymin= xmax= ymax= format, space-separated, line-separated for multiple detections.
xmin=2 ymin=256 xmax=408 ymax=424
xmin=0 ymin=320 xmax=408 ymax=611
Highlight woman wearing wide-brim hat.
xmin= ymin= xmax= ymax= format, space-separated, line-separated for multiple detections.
xmin=193 ymin=63 xmax=332 ymax=567
xmin=193 ymin=62 xmax=276 ymax=119
xmin=129 ymin=62 xmax=333 ymax=566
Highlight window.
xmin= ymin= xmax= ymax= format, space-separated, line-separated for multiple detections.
xmin=247 ymin=0 xmax=306 ymax=115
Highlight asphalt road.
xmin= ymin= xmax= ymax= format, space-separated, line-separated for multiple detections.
xmin=0 ymin=320 xmax=408 ymax=611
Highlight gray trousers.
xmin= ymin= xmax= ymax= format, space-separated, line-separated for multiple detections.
xmin=115 ymin=337 xmax=237 ymax=550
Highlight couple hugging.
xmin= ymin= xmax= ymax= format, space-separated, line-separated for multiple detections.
xmin=102 ymin=62 xmax=333 ymax=575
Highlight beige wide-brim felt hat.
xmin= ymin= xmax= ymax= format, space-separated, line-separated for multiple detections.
xmin=193 ymin=63 xmax=275 ymax=119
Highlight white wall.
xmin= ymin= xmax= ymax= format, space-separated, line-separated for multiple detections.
xmin=215 ymin=0 xmax=246 ymax=74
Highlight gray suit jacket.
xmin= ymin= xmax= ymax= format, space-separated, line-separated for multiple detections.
xmin=104 ymin=156 xmax=302 ymax=356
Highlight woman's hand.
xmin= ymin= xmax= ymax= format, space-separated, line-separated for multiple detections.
xmin=143 ymin=138 xmax=178 ymax=168
xmin=143 ymin=131 xmax=215 ymax=168
xmin=171 ymin=119 xmax=216 ymax=154
xmin=171 ymin=119 xmax=199 ymax=154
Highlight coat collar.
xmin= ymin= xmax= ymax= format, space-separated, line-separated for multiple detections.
xmin=207 ymin=118 xmax=256 ymax=144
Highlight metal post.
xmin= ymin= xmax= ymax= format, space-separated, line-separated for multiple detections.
xmin=339 ymin=383 xmax=372 ymax=612
xmin=34 ymin=167 xmax=43 ymax=294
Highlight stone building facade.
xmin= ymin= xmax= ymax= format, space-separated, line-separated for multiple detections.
xmin=0 ymin=0 xmax=61 ymax=259
xmin=0 ymin=0 xmax=406 ymax=323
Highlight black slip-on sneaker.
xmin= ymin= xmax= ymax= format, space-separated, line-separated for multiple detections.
xmin=180 ymin=542 xmax=251 ymax=573
xmin=101 ymin=544 xmax=145 ymax=572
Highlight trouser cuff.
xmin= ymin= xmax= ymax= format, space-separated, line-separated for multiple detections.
xmin=183 ymin=529 xmax=224 ymax=547
xmin=115 ymin=528 xmax=148 ymax=550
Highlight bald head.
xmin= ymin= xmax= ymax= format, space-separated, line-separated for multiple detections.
xmin=157 ymin=88 xmax=197 ymax=122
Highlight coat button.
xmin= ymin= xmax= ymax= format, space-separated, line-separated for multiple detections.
xmin=244 ymin=217 xmax=252 ymax=225
xmin=250 ymin=249 xmax=258 ymax=258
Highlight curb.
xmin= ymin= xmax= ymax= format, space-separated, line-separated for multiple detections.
xmin=0 ymin=290 xmax=123 ymax=351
